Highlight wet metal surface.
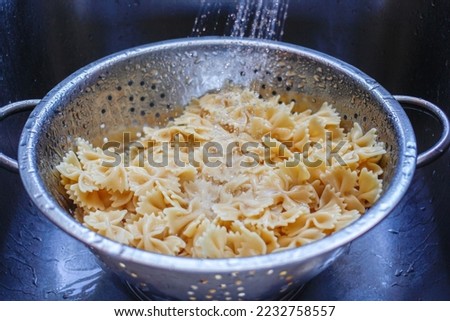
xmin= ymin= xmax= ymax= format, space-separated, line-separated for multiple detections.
xmin=1 ymin=0 xmax=449 ymax=300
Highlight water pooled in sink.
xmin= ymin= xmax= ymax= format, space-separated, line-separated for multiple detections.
xmin=191 ymin=0 xmax=290 ymax=41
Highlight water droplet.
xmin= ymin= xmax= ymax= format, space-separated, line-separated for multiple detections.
xmin=406 ymin=265 xmax=414 ymax=274
xmin=394 ymin=269 xmax=403 ymax=277
xmin=44 ymin=204 xmax=55 ymax=211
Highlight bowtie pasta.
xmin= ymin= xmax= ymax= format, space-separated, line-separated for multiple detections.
xmin=57 ymin=88 xmax=386 ymax=258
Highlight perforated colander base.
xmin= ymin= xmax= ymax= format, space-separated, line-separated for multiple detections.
xmin=125 ymin=281 xmax=305 ymax=301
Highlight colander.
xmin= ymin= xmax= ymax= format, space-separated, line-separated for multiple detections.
xmin=1 ymin=38 xmax=449 ymax=300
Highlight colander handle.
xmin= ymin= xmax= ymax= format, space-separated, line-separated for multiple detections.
xmin=0 ymin=100 xmax=40 ymax=173
xmin=394 ymin=95 xmax=450 ymax=168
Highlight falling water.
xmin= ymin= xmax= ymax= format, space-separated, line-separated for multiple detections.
xmin=231 ymin=0 xmax=289 ymax=40
xmin=191 ymin=0 xmax=224 ymax=37
xmin=191 ymin=0 xmax=289 ymax=41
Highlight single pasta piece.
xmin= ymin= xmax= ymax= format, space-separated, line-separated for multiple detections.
xmin=56 ymin=88 xmax=386 ymax=258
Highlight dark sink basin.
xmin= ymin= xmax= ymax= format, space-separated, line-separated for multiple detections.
xmin=1 ymin=0 xmax=449 ymax=300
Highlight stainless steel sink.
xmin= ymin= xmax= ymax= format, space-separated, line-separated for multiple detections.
xmin=1 ymin=0 xmax=449 ymax=300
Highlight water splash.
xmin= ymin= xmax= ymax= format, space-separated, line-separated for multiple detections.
xmin=191 ymin=0 xmax=289 ymax=41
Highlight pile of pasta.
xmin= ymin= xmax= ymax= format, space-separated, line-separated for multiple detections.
xmin=57 ymin=88 xmax=386 ymax=258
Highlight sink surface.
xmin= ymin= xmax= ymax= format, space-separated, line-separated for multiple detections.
xmin=0 ymin=0 xmax=449 ymax=300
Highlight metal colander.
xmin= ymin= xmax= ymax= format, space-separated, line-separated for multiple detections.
xmin=1 ymin=38 xmax=449 ymax=300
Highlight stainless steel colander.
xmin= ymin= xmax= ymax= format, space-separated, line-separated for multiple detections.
xmin=1 ymin=38 xmax=449 ymax=300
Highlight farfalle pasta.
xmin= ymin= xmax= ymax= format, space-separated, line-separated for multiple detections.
xmin=56 ymin=88 xmax=386 ymax=258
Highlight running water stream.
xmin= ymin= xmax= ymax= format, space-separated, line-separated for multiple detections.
xmin=191 ymin=0 xmax=289 ymax=41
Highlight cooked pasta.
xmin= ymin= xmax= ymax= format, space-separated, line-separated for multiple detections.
xmin=56 ymin=88 xmax=386 ymax=258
